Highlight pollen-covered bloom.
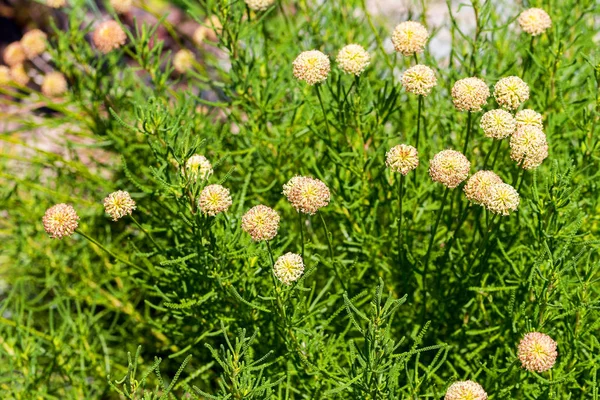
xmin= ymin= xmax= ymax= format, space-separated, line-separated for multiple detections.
xmin=480 ymin=109 xmax=516 ymax=139
xmin=386 ymin=144 xmax=419 ymax=175
xmin=444 ymin=381 xmax=487 ymax=400
xmin=429 ymin=150 xmax=471 ymax=189
xmin=244 ymin=0 xmax=275 ymax=11
xmin=185 ymin=154 xmax=213 ymax=181
xmin=518 ymin=8 xmax=552 ymax=36
xmin=173 ymin=49 xmax=195 ymax=73
xmin=494 ymin=76 xmax=529 ymax=110
xmin=283 ymin=176 xmax=331 ymax=215
xmin=110 ymin=0 xmax=133 ymax=13
xmin=241 ymin=205 xmax=280 ymax=241
xmin=336 ymin=44 xmax=370 ymax=76
xmin=518 ymin=332 xmax=558 ymax=372
xmin=10 ymin=64 xmax=29 ymax=86
xmin=293 ymin=50 xmax=330 ymax=85
xmin=451 ymin=77 xmax=490 ymax=112
xmin=485 ymin=183 xmax=520 ymax=216
xmin=401 ymin=64 xmax=437 ymax=96
xmin=273 ymin=252 xmax=305 ymax=285
xmin=104 ymin=190 xmax=136 ymax=221
xmin=510 ymin=125 xmax=548 ymax=169
xmin=41 ymin=72 xmax=68 ymax=97
xmin=516 ymin=109 xmax=543 ymax=130
xmin=46 ymin=0 xmax=66 ymax=7
xmin=43 ymin=203 xmax=79 ymax=239
xmin=21 ymin=29 xmax=47 ymax=59
xmin=199 ymin=184 xmax=232 ymax=216
xmin=93 ymin=20 xmax=127 ymax=54
xmin=3 ymin=42 xmax=26 ymax=67
xmin=463 ymin=170 xmax=503 ymax=205
xmin=391 ymin=21 xmax=428 ymax=56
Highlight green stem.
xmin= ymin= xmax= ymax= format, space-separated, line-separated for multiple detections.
xmin=130 ymin=215 xmax=164 ymax=251
xmin=413 ymin=95 xmax=424 ymax=186
xmin=397 ymin=174 xmax=405 ymax=264
xmin=315 ymin=84 xmax=332 ymax=142
xmin=422 ymin=187 xmax=450 ymax=314
xmin=298 ymin=212 xmax=305 ymax=259
xmin=462 ymin=112 xmax=473 ymax=155
xmin=76 ymin=229 xmax=148 ymax=275
xmin=319 ymin=212 xmax=346 ymax=291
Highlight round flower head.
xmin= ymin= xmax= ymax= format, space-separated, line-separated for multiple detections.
xmin=452 ymin=77 xmax=490 ymax=112
xmin=463 ymin=170 xmax=503 ymax=205
xmin=41 ymin=72 xmax=68 ymax=97
xmin=185 ymin=154 xmax=213 ymax=181
xmin=198 ymin=184 xmax=232 ymax=216
xmin=510 ymin=125 xmax=548 ymax=169
xmin=429 ymin=150 xmax=471 ymax=189
xmin=241 ymin=205 xmax=280 ymax=241
xmin=47 ymin=0 xmax=66 ymax=7
xmin=21 ymin=29 xmax=47 ymax=59
xmin=515 ymin=109 xmax=543 ymax=130
xmin=0 ymin=66 xmax=10 ymax=86
xmin=273 ymin=252 xmax=304 ymax=285
xmin=480 ymin=109 xmax=516 ymax=139
xmin=104 ymin=190 xmax=136 ymax=221
xmin=445 ymin=380 xmax=487 ymax=400
xmin=518 ymin=8 xmax=552 ymax=36
xmin=93 ymin=20 xmax=127 ymax=54
xmin=173 ymin=49 xmax=195 ymax=74
xmin=43 ymin=203 xmax=79 ymax=239
xmin=192 ymin=26 xmax=207 ymax=46
xmin=3 ymin=42 xmax=26 ymax=67
xmin=10 ymin=64 xmax=29 ymax=86
xmin=386 ymin=144 xmax=419 ymax=175
xmin=485 ymin=183 xmax=520 ymax=216
xmin=293 ymin=50 xmax=330 ymax=85
xmin=244 ymin=0 xmax=274 ymax=11
xmin=518 ymin=332 xmax=558 ymax=372
xmin=391 ymin=21 xmax=428 ymax=56
xmin=401 ymin=64 xmax=437 ymax=96
xmin=283 ymin=176 xmax=331 ymax=215
xmin=336 ymin=44 xmax=370 ymax=76
xmin=110 ymin=0 xmax=133 ymax=13
xmin=494 ymin=76 xmax=529 ymax=110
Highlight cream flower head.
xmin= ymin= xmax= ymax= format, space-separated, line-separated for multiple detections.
xmin=43 ymin=204 xmax=79 ymax=239
xmin=241 ymin=205 xmax=280 ymax=241
xmin=518 ymin=332 xmax=558 ymax=372
xmin=444 ymin=380 xmax=487 ymax=400
xmin=494 ymin=76 xmax=530 ymax=110
xmin=463 ymin=170 xmax=503 ymax=205
xmin=173 ymin=49 xmax=195 ymax=73
xmin=283 ymin=176 xmax=331 ymax=215
xmin=41 ymin=72 xmax=68 ymax=97
xmin=198 ymin=184 xmax=232 ymax=216
xmin=510 ymin=125 xmax=548 ymax=169
xmin=104 ymin=190 xmax=136 ymax=221
xmin=386 ymin=144 xmax=419 ymax=175
xmin=401 ymin=65 xmax=437 ymax=96
xmin=93 ymin=20 xmax=127 ymax=54
xmin=518 ymin=8 xmax=552 ymax=36
xmin=244 ymin=0 xmax=275 ymax=11
xmin=336 ymin=44 xmax=370 ymax=76
xmin=429 ymin=150 xmax=471 ymax=189
xmin=391 ymin=21 xmax=428 ymax=56
xmin=515 ymin=109 xmax=543 ymax=130
xmin=485 ymin=183 xmax=520 ymax=216
xmin=3 ymin=42 xmax=26 ymax=67
xmin=293 ymin=50 xmax=330 ymax=85
xmin=451 ymin=77 xmax=490 ymax=112
xmin=185 ymin=154 xmax=213 ymax=181
xmin=21 ymin=29 xmax=47 ymax=59
xmin=480 ymin=109 xmax=516 ymax=139
xmin=273 ymin=252 xmax=304 ymax=285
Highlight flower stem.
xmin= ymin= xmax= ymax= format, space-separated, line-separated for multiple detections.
xmin=462 ymin=112 xmax=473 ymax=155
xmin=130 ymin=215 xmax=164 ymax=251
xmin=397 ymin=174 xmax=405 ymax=264
xmin=422 ymin=186 xmax=450 ymax=315
xmin=298 ymin=213 xmax=305 ymax=259
xmin=319 ymin=212 xmax=346 ymax=291
xmin=413 ymin=95 xmax=424 ymax=186
xmin=315 ymin=84 xmax=332 ymax=142
xmin=76 ymin=229 xmax=149 ymax=275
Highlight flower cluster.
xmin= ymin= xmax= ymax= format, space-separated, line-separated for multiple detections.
xmin=429 ymin=150 xmax=471 ymax=189
xmin=486 ymin=183 xmax=520 ymax=216
xmin=273 ymin=252 xmax=305 ymax=285
xmin=173 ymin=49 xmax=195 ymax=73
xmin=185 ymin=154 xmax=213 ymax=181
xmin=480 ymin=109 xmax=516 ymax=139
xmin=110 ymin=0 xmax=132 ymax=13
xmin=386 ymin=144 xmax=419 ymax=175
xmin=104 ymin=191 xmax=137 ymax=221
xmin=43 ymin=204 xmax=79 ymax=239
xmin=336 ymin=44 xmax=370 ymax=76
xmin=241 ymin=205 xmax=280 ymax=242
xmin=283 ymin=176 xmax=331 ymax=215
xmin=515 ymin=109 xmax=543 ymax=129
xmin=494 ymin=76 xmax=530 ymax=110
xmin=401 ymin=65 xmax=437 ymax=96
xmin=445 ymin=380 xmax=487 ymax=400
xmin=21 ymin=29 xmax=47 ymax=59
xmin=391 ymin=21 xmax=429 ymax=56
xmin=198 ymin=185 xmax=232 ymax=216
xmin=452 ymin=77 xmax=490 ymax=112
xmin=41 ymin=72 xmax=68 ymax=97
xmin=518 ymin=8 xmax=552 ymax=36
xmin=510 ymin=125 xmax=548 ymax=169
xmin=93 ymin=20 xmax=127 ymax=54
xmin=463 ymin=171 xmax=503 ymax=205
xmin=518 ymin=332 xmax=558 ymax=372
xmin=292 ymin=50 xmax=330 ymax=85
